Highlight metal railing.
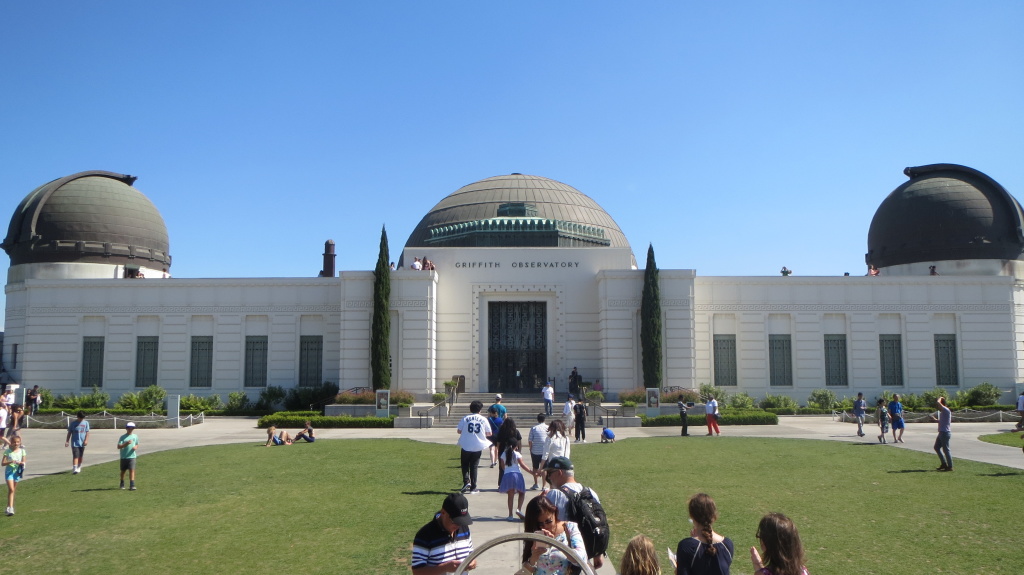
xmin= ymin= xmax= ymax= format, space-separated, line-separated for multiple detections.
xmin=453 ymin=532 xmax=595 ymax=575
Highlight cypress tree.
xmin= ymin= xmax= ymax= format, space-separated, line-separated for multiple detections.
xmin=371 ymin=226 xmax=391 ymax=390
xmin=641 ymin=243 xmax=662 ymax=389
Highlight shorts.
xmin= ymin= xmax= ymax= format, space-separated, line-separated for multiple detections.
xmin=891 ymin=417 xmax=905 ymax=430
xmin=5 ymin=466 xmax=22 ymax=482
xmin=272 ymin=436 xmax=284 ymax=446
xmin=71 ymin=446 xmax=86 ymax=458
xmin=120 ymin=458 xmax=137 ymax=471
xmin=531 ymin=452 xmax=543 ymax=470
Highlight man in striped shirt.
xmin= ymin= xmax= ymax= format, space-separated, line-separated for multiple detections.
xmin=411 ymin=493 xmax=477 ymax=573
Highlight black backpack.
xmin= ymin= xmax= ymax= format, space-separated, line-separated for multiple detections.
xmin=560 ymin=485 xmax=610 ymax=559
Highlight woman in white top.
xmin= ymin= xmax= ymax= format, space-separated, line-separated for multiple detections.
xmin=563 ymin=395 xmax=576 ymax=435
xmin=541 ymin=419 xmax=570 ymax=469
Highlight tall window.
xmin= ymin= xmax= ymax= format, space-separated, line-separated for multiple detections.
xmin=244 ymin=336 xmax=268 ymax=388
xmin=824 ymin=334 xmax=848 ymax=387
xmin=768 ymin=334 xmax=792 ymax=386
xmin=190 ymin=336 xmax=213 ymax=388
xmin=879 ymin=334 xmax=903 ymax=387
xmin=299 ymin=335 xmax=323 ymax=387
xmin=136 ymin=336 xmax=159 ymax=387
xmin=81 ymin=337 xmax=105 ymax=388
xmin=934 ymin=334 xmax=959 ymax=387
xmin=713 ymin=334 xmax=737 ymax=387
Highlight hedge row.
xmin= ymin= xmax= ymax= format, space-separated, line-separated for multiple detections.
xmin=256 ymin=413 xmax=395 ymax=428
xmin=640 ymin=411 xmax=778 ymax=426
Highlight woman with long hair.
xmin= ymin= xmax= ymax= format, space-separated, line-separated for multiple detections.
xmin=621 ymin=534 xmax=661 ymax=575
xmin=676 ymin=493 xmax=733 ymax=575
xmin=540 ymin=420 xmax=570 ymax=467
xmin=495 ymin=417 xmax=522 ymax=487
xmin=519 ymin=495 xmax=586 ymax=575
xmin=750 ymin=512 xmax=808 ymax=575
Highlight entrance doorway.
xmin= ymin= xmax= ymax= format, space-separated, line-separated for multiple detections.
xmin=487 ymin=301 xmax=547 ymax=393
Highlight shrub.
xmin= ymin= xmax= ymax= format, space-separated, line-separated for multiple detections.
xmin=729 ymin=392 xmax=755 ymax=410
xmin=618 ymin=388 xmax=647 ymax=404
xmin=38 ymin=388 xmax=55 ymax=409
xmin=54 ymin=386 xmax=110 ymax=409
xmin=256 ymin=386 xmax=286 ymax=411
xmin=621 ymin=400 xmax=637 ymax=408
xmin=919 ymin=388 xmax=949 ymax=410
xmin=959 ymin=382 xmax=1003 ymax=407
xmin=334 ymin=391 xmax=375 ymax=405
xmin=179 ymin=394 xmax=223 ymax=411
xmin=257 ymin=413 xmax=395 ymax=428
xmin=225 ymin=391 xmax=251 ymax=413
xmin=698 ymin=383 xmax=730 ymax=405
xmin=431 ymin=393 xmax=447 ymax=403
xmin=285 ymin=382 xmax=341 ymax=411
xmin=114 ymin=385 xmax=167 ymax=411
xmin=807 ymin=389 xmax=838 ymax=410
xmin=759 ymin=393 xmax=799 ymax=410
xmin=640 ymin=411 xmax=778 ymax=426
xmin=389 ymin=390 xmax=416 ymax=406
xmin=900 ymin=393 xmax=923 ymax=410
xmin=662 ymin=389 xmax=700 ymax=404
xmin=585 ymin=390 xmax=605 ymax=403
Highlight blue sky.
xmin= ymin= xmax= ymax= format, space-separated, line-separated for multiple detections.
xmin=2 ymin=2 xmax=1022 ymax=312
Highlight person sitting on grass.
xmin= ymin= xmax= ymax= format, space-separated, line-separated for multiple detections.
xmin=294 ymin=421 xmax=315 ymax=443
xmin=265 ymin=426 xmax=292 ymax=446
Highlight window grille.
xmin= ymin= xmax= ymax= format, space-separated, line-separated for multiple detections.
xmin=934 ymin=334 xmax=959 ymax=387
xmin=713 ymin=334 xmax=737 ymax=387
xmin=190 ymin=336 xmax=213 ymax=388
xmin=768 ymin=334 xmax=793 ymax=386
xmin=245 ymin=336 xmax=268 ymax=388
xmin=136 ymin=336 xmax=159 ymax=388
xmin=299 ymin=335 xmax=323 ymax=387
xmin=824 ymin=334 xmax=848 ymax=387
xmin=879 ymin=334 xmax=903 ymax=387
xmin=82 ymin=337 xmax=105 ymax=388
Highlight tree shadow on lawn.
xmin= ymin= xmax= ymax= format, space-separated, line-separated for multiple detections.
xmin=70 ymin=488 xmax=124 ymax=492
xmin=887 ymin=469 xmax=930 ymax=473
xmin=979 ymin=471 xmax=1024 ymax=477
xmin=403 ymin=490 xmax=453 ymax=496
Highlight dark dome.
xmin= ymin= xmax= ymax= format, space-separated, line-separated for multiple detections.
xmin=404 ymin=174 xmax=631 ymax=250
xmin=866 ymin=164 xmax=1024 ymax=268
xmin=2 ymin=171 xmax=171 ymax=268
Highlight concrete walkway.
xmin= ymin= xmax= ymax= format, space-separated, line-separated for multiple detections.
xmin=16 ymin=415 xmax=1024 ymax=574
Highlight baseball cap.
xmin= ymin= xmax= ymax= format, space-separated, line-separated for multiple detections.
xmin=494 ymin=393 xmax=502 ymax=400
xmin=125 ymin=422 xmax=136 ymax=428
xmin=546 ymin=456 xmax=573 ymax=471
xmin=442 ymin=493 xmax=473 ymax=526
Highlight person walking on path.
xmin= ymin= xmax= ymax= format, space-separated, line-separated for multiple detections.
xmin=2 ymin=435 xmax=26 ymax=516
xmin=705 ymin=397 xmax=721 ymax=436
xmin=852 ymin=393 xmax=867 ymax=437
xmin=543 ymin=456 xmax=608 ymax=570
xmin=65 ymin=410 xmax=90 ymax=474
xmin=876 ymin=399 xmax=890 ymax=444
xmin=543 ymin=382 xmax=555 ymax=416
xmin=456 ymin=400 xmax=491 ymax=494
xmin=498 ymin=439 xmax=534 ymax=521
xmin=678 ymin=400 xmax=690 ymax=436
xmin=117 ymin=421 xmax=139 ymax=490
xmin=541 ymin=420 xmax=571 ymax=472
xmin=888 ymin=394 xmax=905 ymax=443
xmin=934 ymin=396 xmax=953 ymax=471
xmin=573 ymin=399 xmax=588 ymax=443
xmin=563 ymin=395 xmax=576 ymax=437
xmin=527 ymin=414 xmax=548 ymax=490
xmin=490 ymin=394 xmax=507 ymax=419
xmin=1015 ymin=391 xmax=1024 ymax=431
xmin=411 ymin=493 xmax=477 ymax=573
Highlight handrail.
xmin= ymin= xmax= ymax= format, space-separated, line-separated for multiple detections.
xmin=453 ymin=532 xmax=595 ymax=575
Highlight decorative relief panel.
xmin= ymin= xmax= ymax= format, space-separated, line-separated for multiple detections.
xmin=696 ymin=303 xmax=1012 ymax=313
xmin=31 ymin=305 xmax=343 ymax=315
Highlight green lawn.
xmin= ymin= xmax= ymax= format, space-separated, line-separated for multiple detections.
xmin=3 ymin=437 xmax=1021 ymax=574
xmin=978 ymin=430 xmax=1024 ymax=448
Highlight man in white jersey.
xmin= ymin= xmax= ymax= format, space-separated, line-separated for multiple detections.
xmin=456 ymin=400 xmax=491 ymax=494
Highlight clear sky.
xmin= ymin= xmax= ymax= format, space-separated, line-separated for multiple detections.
xmin=2 ymin=2 xmax=1022 ymax=319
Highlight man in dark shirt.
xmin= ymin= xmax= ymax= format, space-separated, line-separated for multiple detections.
xmin=411 ymin=493 xmax=477 ymax=573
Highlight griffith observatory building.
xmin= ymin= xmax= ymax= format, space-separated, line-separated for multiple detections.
xmin=3 ymin=165 xmax=1023 ymax=403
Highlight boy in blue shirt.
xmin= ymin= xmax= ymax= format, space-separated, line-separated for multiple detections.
xmin=117 ymin=422 xmax=139 ymax=490
xmin=600 ymin=427 xmax=616 ymax=443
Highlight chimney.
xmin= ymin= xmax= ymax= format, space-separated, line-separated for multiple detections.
xmin=320 ymin=240 xmax=336 ymax=277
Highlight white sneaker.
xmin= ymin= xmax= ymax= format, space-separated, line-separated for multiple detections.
xmin=5 ymin=506 xmax=11 ymax=516
xmin=73 ymin=467 xmax=80 ymax=474
xmin=470 ymin=489 xmax=480 ymax=494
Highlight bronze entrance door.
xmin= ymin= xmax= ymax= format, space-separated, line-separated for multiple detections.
xmin=488 ymin=302 xmax=547 ymax=393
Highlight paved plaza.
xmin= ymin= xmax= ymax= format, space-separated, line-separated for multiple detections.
xmin=17 ymin=415 xmax=1024 ymax=574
